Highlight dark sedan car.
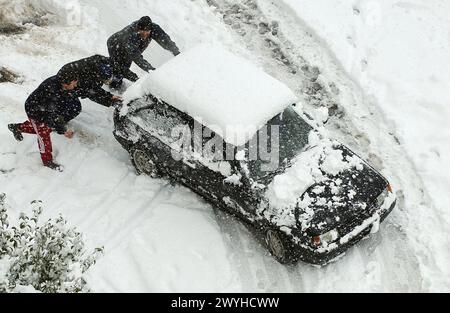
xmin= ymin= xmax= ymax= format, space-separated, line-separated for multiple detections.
xmin=113 ymin=45 xmax=396 ymax=265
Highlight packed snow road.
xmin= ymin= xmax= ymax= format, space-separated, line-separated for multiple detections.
xmin=0 ymin=0 xmax=448 ymax=292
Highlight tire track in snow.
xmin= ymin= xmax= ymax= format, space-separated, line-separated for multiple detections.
xmin=214 ymin=211 xmax=289 ymax=292
xmin=73 ymin=171 xmax=132 ymax=230
xmin=103 ymin=182 xmax=172 ymax=252
xmin=214 ymin=209 xmax=303 ymax=292
xmin=205 ymin=0 xmax=340 ymax=115
xmin=213 ymin=212 xmax=260 ymax=292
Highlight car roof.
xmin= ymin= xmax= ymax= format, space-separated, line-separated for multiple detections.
xmin=123 ymin=44 xmax=298 ymax=147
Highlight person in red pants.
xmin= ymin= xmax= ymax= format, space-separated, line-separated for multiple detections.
xmin=8 ymin=73 xmax=79 ymax=171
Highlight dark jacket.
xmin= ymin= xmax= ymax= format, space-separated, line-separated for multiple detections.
xmin=107 ymin=20 xmax=179 ymax=80
xmin=57 ymin=55 xmax=115 ymax=107
xmin=25 ymin=76 xmax=81 ymax=134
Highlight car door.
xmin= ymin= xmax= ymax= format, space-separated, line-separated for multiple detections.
xmin=184 ymin=124 xmax=260 ymax=221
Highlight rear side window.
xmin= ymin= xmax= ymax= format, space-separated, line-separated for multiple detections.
xmin=132 ymin=97 xmax=191 ymax=145
xmin=132 ymin=98 xmax=235 ymax=176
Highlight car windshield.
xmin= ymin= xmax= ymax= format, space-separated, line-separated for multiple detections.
xmin=246 ymin=106 xmax=313 ymax=181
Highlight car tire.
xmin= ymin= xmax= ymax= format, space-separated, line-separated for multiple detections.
xmin=131 ymin=148 xmax=161 ymax=178
xmin=265 ymin=229 xmax=295 ymax=264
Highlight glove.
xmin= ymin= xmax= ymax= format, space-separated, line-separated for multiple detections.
xmin=128 ymin=72 xmax=139 ymax=82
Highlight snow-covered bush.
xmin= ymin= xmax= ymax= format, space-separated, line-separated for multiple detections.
xmin=0 ymin=193 xmax=103 ymax=293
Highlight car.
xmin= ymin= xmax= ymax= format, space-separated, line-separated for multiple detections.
xmin=113 ymin=44 xmax=396 ymax=265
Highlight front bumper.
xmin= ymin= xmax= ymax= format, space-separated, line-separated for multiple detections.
xmin=294 ymin=199 xmax=396 ymax=266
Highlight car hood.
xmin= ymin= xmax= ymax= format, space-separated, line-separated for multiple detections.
xmin=263 ymin=140 xmax=388 ymax=232
xmin=296 ymin=158 xmax=387 ymax=236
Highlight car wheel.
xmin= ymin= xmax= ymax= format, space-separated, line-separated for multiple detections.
xmin=131 ymin=148 xmax=160 ymax=178
xmin=265 ymin=229 xmax=293 ymax=264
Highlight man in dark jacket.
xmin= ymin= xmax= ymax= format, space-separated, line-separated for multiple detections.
xmin=107 ymin=16 xmax=180 ymax=89
xmin=57 ymin=55 xmax=122 ymax=107
xmin=8 ymin=56 xmax=123 ymax=171
xmin=7 ymin=73 xmax=80 ymax=171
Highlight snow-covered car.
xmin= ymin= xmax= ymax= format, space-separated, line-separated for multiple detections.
xmin=113 ymin=44 xmax=396 ymax=265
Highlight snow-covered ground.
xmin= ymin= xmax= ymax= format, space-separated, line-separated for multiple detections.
xmin=0 ymin=0 xmax=449 ymax=292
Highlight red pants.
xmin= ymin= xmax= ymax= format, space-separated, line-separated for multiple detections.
xmin=19 ymin=119 xmax=53 ymax=164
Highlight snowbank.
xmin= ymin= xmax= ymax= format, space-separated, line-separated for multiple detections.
xmin=124 ymin=44 xmax=298 ymax=146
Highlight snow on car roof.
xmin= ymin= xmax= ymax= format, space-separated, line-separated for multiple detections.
xmin=123 ymin=44 xmax=298 ymax=146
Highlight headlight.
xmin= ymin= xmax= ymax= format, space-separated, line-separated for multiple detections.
xmin=321 ymin=229 xmax=339 ymax=243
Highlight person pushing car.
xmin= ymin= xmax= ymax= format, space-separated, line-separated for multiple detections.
xmin=7 ymin=73 xmax=79 ymax=171
xmin=107 ymin=16 xmax=180 ymax=89
xmin=57 ymin=54 xmax=122 ymax=107
xmin=7 ymin=55 xmax=121 ymax=171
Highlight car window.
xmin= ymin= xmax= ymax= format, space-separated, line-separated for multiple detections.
xmin=132 ymin=97 xmax=191 ymax=146
xmin=132 ymin=97 xmax=236 ymax=177
xmin=246 ymin=106 xmax=313 ymax=182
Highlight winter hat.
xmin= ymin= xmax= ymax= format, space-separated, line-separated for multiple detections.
xmin=137 ymin=16 xmax=153 ymax=31
xmin=99 ymin=63 xmax=113 ymax=81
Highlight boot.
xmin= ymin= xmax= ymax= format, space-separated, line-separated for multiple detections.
xmin=44 ymin=161 xmax=63 ymax=172
xmin=8 ymin=124 xmax=23 ymax=142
